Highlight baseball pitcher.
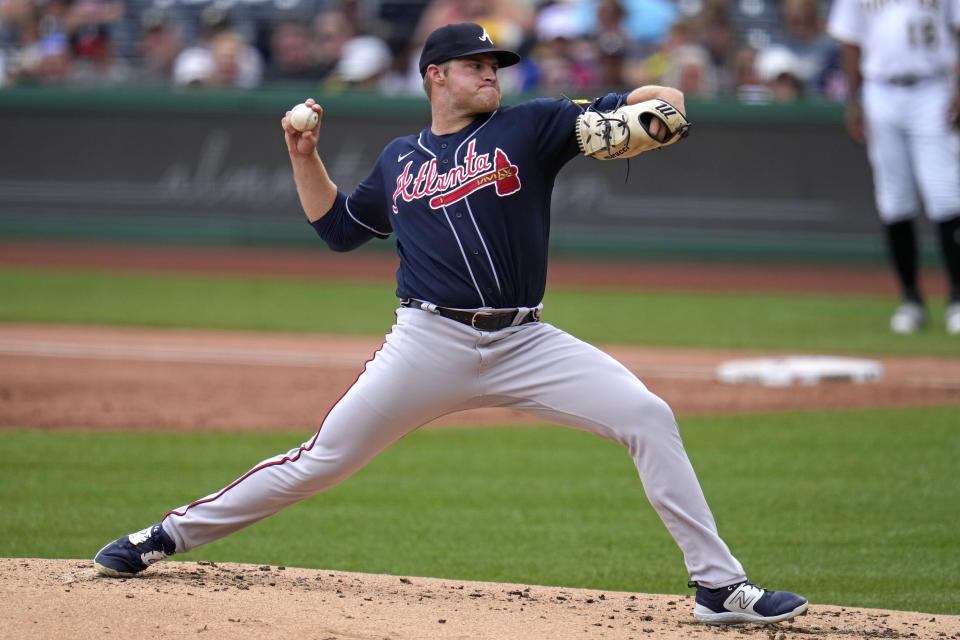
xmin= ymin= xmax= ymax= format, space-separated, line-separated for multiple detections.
xmin=93 ymin=22 xmax=808 ymax=626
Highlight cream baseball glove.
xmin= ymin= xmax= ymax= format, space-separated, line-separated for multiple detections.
xmin=575 ymin=98 xmax=691 ymax=160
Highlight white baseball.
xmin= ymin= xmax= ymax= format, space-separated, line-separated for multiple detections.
xmin=289 ymin=103 xmax=319 ymax=132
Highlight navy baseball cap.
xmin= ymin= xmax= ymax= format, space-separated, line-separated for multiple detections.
xmin=419 ymin=22 xmax=521 ymax=76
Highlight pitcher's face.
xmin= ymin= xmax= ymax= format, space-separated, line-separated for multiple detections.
xmin=441 ymin=54 xmax=502 ymax=115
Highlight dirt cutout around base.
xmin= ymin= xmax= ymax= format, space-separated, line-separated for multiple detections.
xmin=2 ymin=324 xmax=960 ymax=431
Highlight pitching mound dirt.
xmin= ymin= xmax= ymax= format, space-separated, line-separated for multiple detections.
xmin=3 ymin=559 xmax=957 ymax=640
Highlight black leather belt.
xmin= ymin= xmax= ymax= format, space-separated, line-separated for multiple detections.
xmin=401 ymin=299 xmax=539 ymax=331
xmin=884 ymin=73 xmax=946 ymax=86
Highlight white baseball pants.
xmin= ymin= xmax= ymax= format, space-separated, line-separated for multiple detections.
xmin=162 ymin=307 xmax=747 ymax=588
xmin=864 ymin=79 xmax=960 ymax=223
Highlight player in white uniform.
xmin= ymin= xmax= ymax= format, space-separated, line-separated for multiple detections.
xmin=91 ymin=22 xmax=809 ymax=626
xmin=828 ymin=0 xmax=960 ymax=334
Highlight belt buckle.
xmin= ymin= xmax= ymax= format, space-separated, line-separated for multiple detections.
xmin=470 ymin=311 xmax=495 ymax=329
xmin=890 ymin=75 xmax=918 ymax=86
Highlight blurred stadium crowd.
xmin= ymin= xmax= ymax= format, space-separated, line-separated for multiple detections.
xmin=0 ymin=0 xmax=847 ymax=102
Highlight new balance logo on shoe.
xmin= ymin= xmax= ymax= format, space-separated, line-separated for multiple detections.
xmin=726 ymin=583 xmax=763 ymax=612
xmin=691 ymin=580 xmax=808 ymax=625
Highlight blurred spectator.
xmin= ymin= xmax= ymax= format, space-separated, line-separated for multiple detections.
xmin=335 ymin=0 xmax=377 ymax=37
xmin=0 ymin=0 xmax=848 ymax=100
xmin=628 ymin=18 xmax=717 ymax=98
xmin=413 ymin=0 xmax=531 ymax=54
xmin=3 ymin=0 xmax=72 ymax=84
xmin=1 ymin=0 xmax=62 ymax=84
xmin=66 ymin=27 xmax=132 ymax=84
xmin=0 ymin=0 xmax=35 ymax=84
xmin=161 ymin=0 xmax=258 ymax=52
xmin=312 ymin=9 xmax=355 ymax=78
xmin=0 ymin=0 xmax=132 ymax=86
xmin=629 ymin=18 xmax=685 ymax=87
xmin=753 ymin=44 xmax=806 ymax=101
xmin=31 ymin=30 xmax=71 ymax=83
xmin=136 ymin=7 xmax=181 ymax=86
xmin=0 ymin=0 xmax=38 ymax=54
xmin=592 ymin=0 xmax=629 ymax=88
xmin=695 ymin=1 xmax=735 ymax=94
xmin=66 ymin=0 xmax=131 ymax=85
xmin=263 ymin=18 xmax=328 ymax=84
xmin=171 ymin=49 xmax=209 ymax=87
xmin=171 ymin=4 xmax=263 ymax=88
xmin=63 ymin=0 xmax=122 ymax=39
xmin=244 ymin=0 xmax=328 ymax=62
xmin=376 ymin=33 xmax=423 ymax=96
xmin=326 ymin=33 xmax=392 ymax=91
xmin=573 ymin=0 xmax=680 ymax=57
xmin=208 ymin=29 xmax=252 ymax=86
xmin=374 ymin=0 xmax=433 ymax=70
xmin=384 ymin=0 xmax=532 ymax=94
xmin=731 ymin=45 xmax=768 ymax=102
xmin=528 ymin=2 xmax=597 ymax=93
xmin=758 ymin=0 xmax=840 ymax=98
xmin=662 ymin=39 xmax=716 ymax=97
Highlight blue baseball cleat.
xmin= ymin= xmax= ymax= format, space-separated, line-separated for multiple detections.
xmin=94 ymin=523 xmax=176 ymax=577
xmin=689 ymin=580 xmax=808 ymax=624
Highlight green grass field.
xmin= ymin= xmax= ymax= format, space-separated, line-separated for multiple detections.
xmin=1 ymin=265 xmax=958 ymax=615
xmin=1 ymin=266 xmax=958 ymax=356
xmin=1 ymin=409 xmax=957 ymax=613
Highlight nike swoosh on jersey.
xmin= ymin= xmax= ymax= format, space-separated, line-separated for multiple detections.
xmin=398 ymin=150 xmax=414 ymax=162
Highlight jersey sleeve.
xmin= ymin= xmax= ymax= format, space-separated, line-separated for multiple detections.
xmin=525 ymin=93 xmax=630 ymax=170
xmin=309 ymin=164 xmax=393 ymax=252
xmin=826 ymin=0 xmax=863 ymax=46
xmin=527 ymin=97 xmax=584 ymax=161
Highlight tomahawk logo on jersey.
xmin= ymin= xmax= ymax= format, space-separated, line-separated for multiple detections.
xmin=392 ymin=140 xmax=521 ymax=213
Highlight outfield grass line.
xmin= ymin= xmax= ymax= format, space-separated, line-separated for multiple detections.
xmin=0 ymin=338 xmax=363 ymax=368
xmin=4 ymin=265 xmax=960 ymax=357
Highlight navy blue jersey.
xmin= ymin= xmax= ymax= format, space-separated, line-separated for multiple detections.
xmin=312 ymin=93 xmax=629 ymax=308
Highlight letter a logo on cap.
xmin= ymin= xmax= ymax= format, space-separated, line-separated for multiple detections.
xmin=479 ymin=27 xmax=493 ymax=44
